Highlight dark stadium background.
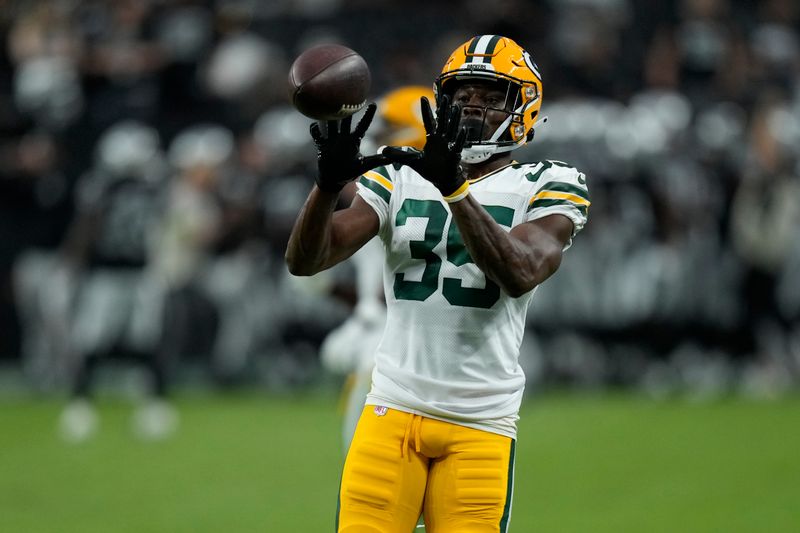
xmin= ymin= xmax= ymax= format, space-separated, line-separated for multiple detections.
xmin=0 ymin=1 xmax=798 ymax=532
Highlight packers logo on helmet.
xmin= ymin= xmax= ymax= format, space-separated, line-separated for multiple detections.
xmin=435 ymin=35 xmax=543 ymax=163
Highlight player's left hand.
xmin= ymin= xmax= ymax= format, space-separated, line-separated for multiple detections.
xmin=310 ymin=103 xmax=389 ymax=193
xmin=380 ymin=95 xmax=467 ymax=196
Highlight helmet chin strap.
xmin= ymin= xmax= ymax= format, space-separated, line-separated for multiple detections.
xmin=461 ymin=145 xmax=496 ymax=163
xmin=461 ymin=142 xmax=518 ymax=163
xmin=460 ymin=110 xmax=521 ymax=164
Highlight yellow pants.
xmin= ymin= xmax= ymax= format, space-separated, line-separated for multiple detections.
xmin=336 ymin=405 xmax=515 ymax=533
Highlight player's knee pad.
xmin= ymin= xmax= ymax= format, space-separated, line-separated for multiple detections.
xmin=342 ymin=441 xmax=401 ymax=511
xmin=454 ymin=459 xmax=507 ymax=510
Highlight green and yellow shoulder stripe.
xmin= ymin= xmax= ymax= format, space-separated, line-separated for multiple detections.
xmin=358 ymin=166 xmax=393 ymax=203
xmin=525 ymin=160 xmax=590 ymax=217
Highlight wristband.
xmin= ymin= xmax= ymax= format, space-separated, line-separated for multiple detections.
xmin=442 ymin=181 xmax=470 ymax=203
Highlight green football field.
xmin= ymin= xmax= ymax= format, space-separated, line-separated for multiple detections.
xmin=1 ymin=390 xmax=798 ymax=532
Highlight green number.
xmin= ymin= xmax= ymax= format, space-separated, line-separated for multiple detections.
xmin=442 ymin=205 xmax=515 ymax=309
xmin=525 ymin=160 xmax=572 ymax=183
xmin=393 ymin=199 xmax=447 ymax=301
xmin=393 ymin=199 xmax=518 ymax=309
xmin=525 ymin=160 xmax=551 ymax=182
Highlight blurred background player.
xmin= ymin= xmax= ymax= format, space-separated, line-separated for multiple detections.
xmin=319 ymin=85 xmax=434 ymax=453
xmin=52 ymin=121 xmax=177 ymax=442
xmin=154 ymin=121 xmax=281 ymax=386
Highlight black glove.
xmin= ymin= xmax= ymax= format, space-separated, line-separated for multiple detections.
xmin=309 ymin=103 xmax=388 ymax=193
xmin=380 ymin=95 xmax=467 ymax=196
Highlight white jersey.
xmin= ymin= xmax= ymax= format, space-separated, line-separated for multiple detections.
xmin=356 ymin=160 xmax=589 ymax=438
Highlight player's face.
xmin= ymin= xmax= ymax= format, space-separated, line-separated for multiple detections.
xmin=451 ymin=81 xmax=512 ymax=143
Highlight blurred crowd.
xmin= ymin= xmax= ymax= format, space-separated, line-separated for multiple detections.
xmin=0 ymin=0 xmax=799 ymax=399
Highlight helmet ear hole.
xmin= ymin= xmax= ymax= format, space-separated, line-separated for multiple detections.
xmin=526 ymin=129 xmax=535 ymax=142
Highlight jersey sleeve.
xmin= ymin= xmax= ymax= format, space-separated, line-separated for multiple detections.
xmin=525 ymin=161 xmax=590 ymax=244
xmin=355 ymin=165 xmax=394 ymax=231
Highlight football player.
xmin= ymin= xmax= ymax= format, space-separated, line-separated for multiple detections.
xmin=56 ymin=121 xmax=176 ymax=443
xmin=286 ymin=35 xmax=589 ymax=533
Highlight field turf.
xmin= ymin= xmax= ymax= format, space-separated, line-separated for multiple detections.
xmin=1 ymin=391 xmax=798 ymax=532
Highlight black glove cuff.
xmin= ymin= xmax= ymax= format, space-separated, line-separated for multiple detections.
xmin=435 ymin=166 xmax=466 ymax=197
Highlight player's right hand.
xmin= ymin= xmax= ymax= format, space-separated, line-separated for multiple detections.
xmin=309 ymin=103 xmax=389 ymax=193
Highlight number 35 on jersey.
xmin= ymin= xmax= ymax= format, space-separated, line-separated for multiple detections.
xmin=357 ymin=160 xmax=589 ymax=310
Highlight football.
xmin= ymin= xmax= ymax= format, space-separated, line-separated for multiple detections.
xmin=288 ymin=44 xmax=371 ymax=121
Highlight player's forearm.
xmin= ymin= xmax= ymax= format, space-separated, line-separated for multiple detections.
xmin=285 ymin=187 xmax=340 ymax=276
xmin=449 ymin=196 xmax=553 ymax=297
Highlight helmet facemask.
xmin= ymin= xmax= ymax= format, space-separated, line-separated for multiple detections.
xmin=444 ymin=80 xmax=536 ymax=163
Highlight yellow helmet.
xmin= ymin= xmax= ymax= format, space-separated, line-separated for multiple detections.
xmin=375 ymin=85 xmax=435 ymax=149
xmin=435 ymin=35 xmax=543 ymax=163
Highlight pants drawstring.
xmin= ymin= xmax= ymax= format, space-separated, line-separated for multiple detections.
xmin=401 ymin=414 xmax=413 ymax=458
xmin=401 ymin=414 xmax=423 ymax=459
